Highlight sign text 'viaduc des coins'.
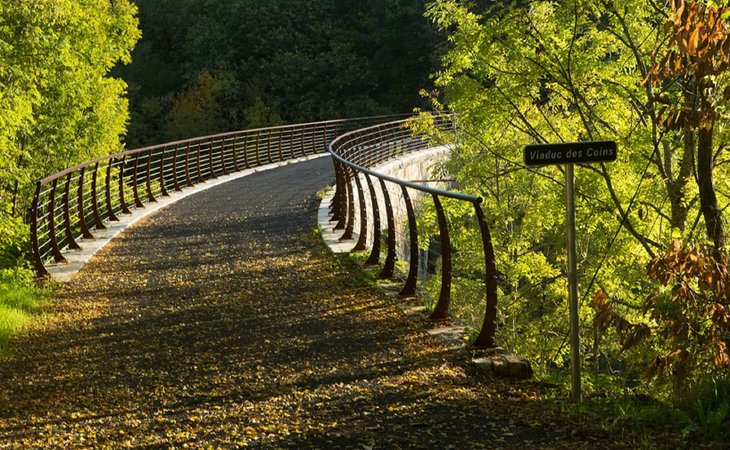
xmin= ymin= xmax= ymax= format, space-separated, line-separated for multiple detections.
xmin=523 ymin=141 xmax=617 ymax=167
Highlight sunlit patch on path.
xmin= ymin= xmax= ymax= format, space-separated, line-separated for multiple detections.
xmin=0 ymin=158 xmax=607 ymax=448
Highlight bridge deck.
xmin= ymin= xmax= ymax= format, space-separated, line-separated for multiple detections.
xmin=0 ymin=158 xmax=562 ymax=448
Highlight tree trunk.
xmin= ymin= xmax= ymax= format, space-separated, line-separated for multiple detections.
xmin=697 ymin=126 xmax=725 ymax=255
xmin=665 ymin=134 xmax=693 ymax=233
xmin=11 ymin=180 xmax=19 ymax=217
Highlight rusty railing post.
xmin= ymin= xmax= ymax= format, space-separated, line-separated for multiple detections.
xmin=132 ymin=153 xmax=144 ymax=208
xmin=255 ymin=131 xmax=262 ymax=166
xmin=172 ymin=145 xmax=182 ymax=191
xmin=340 ymin=165 xmax=356 ymax=240
xmin=299 ymin=126 xmax=306 ymax=158
xmin=196 ymin=142 xmax=204 ymax=183
xmin=429 ymin=194 xmax=452 ymax=321
xmin=48 ymin=179 xmax=66 ymax=263
xmin=90 ymin=163 xmax=107 ymax=230
xmin=378 ymin=178 xmax=396 ymax=280
xmin=334 ymin=163 xmax=349 ymax=231
xmin=330 ymin=160 xmax=343 ymax=220
xmin=145 ymin=150 xmax=156 ymax=203
xmin=473 ymin=201 xmax=498 ymax=349
xmin=352 ymin=171 xmax=368 ymax=251
xmin=266 ymin=131 xmax=273 ymax=164
xmin=118 ymin=156 xmax=131 ymax=214
xmin=208 ymin=140 xmax=216 ymax=179
xmin=159 ymin=146 xmax=170 ymax=197
xmin=30 ymin=181 xmax=50 ymax=277
xmin=105 ymin=161 xmax=120 ymax=221
xmin=184 ymin=143 xmax=194 ymax=187
xmin=399 ymin=185 xmax=418 ymax=297
xmin=243 ymin=133 xmax=251 ymax=169
xmin=364 ymin=173 xmax=381 ymax=266
xmin=77 ymin=167 xmax=94 ymax=239
xmin=220 ymin=137 xmax=228 ymax=175
xmin=62 ymin=173 xmax=81 ymax=250
xmin=233 ymin=135 xmax=240 ymax=172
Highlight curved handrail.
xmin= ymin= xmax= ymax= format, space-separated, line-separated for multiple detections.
xmin=30 ymin=115 xmax=407 ymax=278
xmin=327 ymin=116 xmax=498 ymax=348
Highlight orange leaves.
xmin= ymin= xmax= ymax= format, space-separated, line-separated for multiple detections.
xmin=591 ymin=289 xmax=650 ymax=353
xmin=645 ymin=240 xmax=730 ymax=373
xmin=596 ymin=240 xmax=730 ymax=386
xmin=647 ymin=239 xmax=728 ymax=298
xmin=646 ymin=0 xmax=730 ymax=131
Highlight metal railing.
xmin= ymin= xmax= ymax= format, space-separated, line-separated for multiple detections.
xmin=328 ymin=117 xmax=498 ymax=348
xmin=30 ymin=116 xmax=404 ymax=277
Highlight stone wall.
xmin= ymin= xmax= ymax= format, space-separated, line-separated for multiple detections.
xmin=350 ymin=145 xmax=452 ymax=268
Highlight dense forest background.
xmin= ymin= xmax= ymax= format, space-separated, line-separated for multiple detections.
xmin=117 ymin=0 xmax=439 ymax=148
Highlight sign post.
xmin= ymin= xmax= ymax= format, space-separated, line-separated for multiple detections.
xmin=523 ymin=140 xmax=617 ymax=402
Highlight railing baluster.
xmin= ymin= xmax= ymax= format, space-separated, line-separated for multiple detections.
xmin=132 ymin=153 xmax=144 ymax=208
xmin=429 ymin=194 xmax=452 ymax=321
xmin=399 ymin=185 xmax=418 ymax=297
xmin=473 ymin=202 xmax=498 ymax=349
xmin=145 ymin=150 xmax=156 ymax=203
xmin=159 ymin=146 xmax=170 ymax=197
xmin=255 ymin=131 xmax=262 ymax=166
xmin=63 ymin=173 xmax=81 ymax=250
xmin=31 ymin=181 xmax=50 ymax=277
xmin=352 ymin=172 xmax=368 ymax=251
xmin=299 ymin=127 xmax=306 ymax=158
xmin=330 ymin=160 xmax=342 ymax=220
xmin=207 ymin=140 xmax=215 ymax=179
xmin=266 ymin=131 xmax=272 ymax=164
xmin=378 ymin=178 xmax=396 ymax=280
xmin=48 ymin=179 xmax=66 ymax=263
xmin=105 ymin=161 xmax=120 ymax=221
xmin=220 ymin=137 xmax=228 ymax=175
xmin=184 ymin=143 xmax=194 ymax=187
xmin=364 ymin=173 xmax=381 ymax=266
xmin=196 ymin=142 xmax=204 ymax=183
xmin=118 ymin=156 xmax=131 ymax=214
xmin=341 ymin=166 xmax=356 ymax=239
xmin=232 ymin=135 xmax=240 ymax=171
xmin=172 ymin=145 xmax=182 ymax=191
xmin=243 ymin=133 xmax=251 ymax=169
xmin=90 ymin=162 xmax=107 ymax=230
xmin=334 ymin=163 xmax=349 ymax=230
xmin=77 ymin=167 xmax=95 ymax=239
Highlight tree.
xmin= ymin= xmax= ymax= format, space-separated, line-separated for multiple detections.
xmin=422 ymin=0 xmax=730 ymax=381
xmin=116 ymin=0 xmax=439 ymax=146
xmin=646 ymin=0 xmax=730 ymax=255
xmin=0 ymin=0 xmax=139 ymax=267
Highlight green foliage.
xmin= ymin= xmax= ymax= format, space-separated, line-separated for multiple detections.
xmin=595 ymin=241 xmax=730 ymax=402
xmin=0 ymin=209 xmax=28 ymax=270
xmin=0 ymin=271 xmax=44 ymax=353
xmin=421 ymin=0 xmax=730 ymax=411
xmin=117 ymin=0 xmax=438 ymax=147
xmin=0 ymin=0 xmax=140 ymax=274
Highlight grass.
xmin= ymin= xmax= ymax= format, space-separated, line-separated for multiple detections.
xmin=0 ymin=275 xmax=44 ymax=353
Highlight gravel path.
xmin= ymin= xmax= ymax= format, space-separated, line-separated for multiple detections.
xmin=0 ymin=158 xmax=612 ymax=449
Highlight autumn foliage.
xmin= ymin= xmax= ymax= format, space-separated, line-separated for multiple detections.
xmin=594 ymin=240 xmax=730 ymax=395
xmin=647 ymin=0 xmax=730 ymax=131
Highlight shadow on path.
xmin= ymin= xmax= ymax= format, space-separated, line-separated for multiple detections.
xmin=0 ymin=158 xmax=604 ymax=448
